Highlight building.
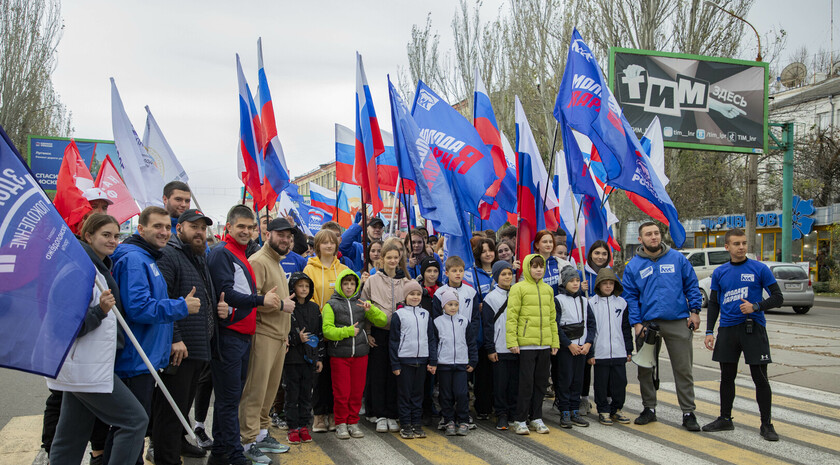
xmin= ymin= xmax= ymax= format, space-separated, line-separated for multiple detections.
xmin=292 ymin=161 xmax=337 ymax=197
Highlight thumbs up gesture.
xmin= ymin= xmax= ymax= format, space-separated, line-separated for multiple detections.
xmin=281 ymin=296 xmax=296 ymax=314
xmin=185 ymin=286 xmax=200 ymax=314
xmin=217 ymin=292 xmax=229 ymax=319
xmin=264 ymin=286 xmax=281 ymax=309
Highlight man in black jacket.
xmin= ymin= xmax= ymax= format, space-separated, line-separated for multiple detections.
xmin=154 ymin=209 xmax=229 ymax=465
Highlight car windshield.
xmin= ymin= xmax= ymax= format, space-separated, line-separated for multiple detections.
xmin=708 ymin=251 xmax=730 ymax=265
xmin=773 ymin=266 xmax=808 ymax=280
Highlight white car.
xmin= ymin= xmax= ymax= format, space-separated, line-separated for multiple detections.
xmin=697 ymin=261 xmax=814 ymax=314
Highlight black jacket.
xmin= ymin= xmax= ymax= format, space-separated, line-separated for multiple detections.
xmin=157 ymin=235 xmax=219 ymax=362
xmin=286 ymin=272 xmax=324 ymax=365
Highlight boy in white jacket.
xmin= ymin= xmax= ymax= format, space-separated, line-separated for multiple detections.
xmin=588 ymin=268 xmax=632 ymax=425
xmin=481 ymin=261 xmax=517 ymax=431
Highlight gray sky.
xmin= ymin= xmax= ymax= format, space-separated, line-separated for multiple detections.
xmin=51 ymin=0 xmax=831 ymax=221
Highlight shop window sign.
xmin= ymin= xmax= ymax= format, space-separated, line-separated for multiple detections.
xmin=701 ymin=195 xmax=815 ymax=240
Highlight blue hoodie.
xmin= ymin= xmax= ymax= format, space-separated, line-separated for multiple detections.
xmin=111 ymin=234 xmax=189 ymax=378
xmin=621 ymin=244 xmax=702 ymax=325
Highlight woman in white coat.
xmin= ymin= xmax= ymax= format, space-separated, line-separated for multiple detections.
xmin=48 ymin=214 xmax=148 ymax=465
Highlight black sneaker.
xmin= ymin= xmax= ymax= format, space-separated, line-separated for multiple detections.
xmin=475 ymin=413 xmax=490 ymax=421
xmin=496 ymin=414 xmax=509 ymax=431
xmin=195 ymin=426 xmax=213 ymax=449
xmin=399 ymin=427 xmax=415 ymax=439
xmin=559 ymin=411 xmax=573 ymax=429
xmin=682 ymin=412 xmax=700 ymax=432
xmin=570 ymin=411 xmax=589 ymax=427
xmin=702 ymin=416 xmax=734 ymax=432
xmin=634 ymin=408 xmax=657 ymax=425
xmin=760 ymin=423 xmax=779 ymax=441
xmin=412 ymin=425 xmax=427 ymax=438
xmin=89 ymin=452 xmax=104 ymax=465
xmin=181 ymin=440 xmax=207 ymax=458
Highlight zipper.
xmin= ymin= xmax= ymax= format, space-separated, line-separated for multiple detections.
xmin=347 ymin=298 xmax=355 ymax=357
xmin=607 ymin=298 xmax=613 ymax=358
xmin=450 ymin=315 xmax=457 ymax=363
xmin=537 ymin=281 xmax=543 ymax=345
xmin=413 ymin=308 xmax=421 ymax=358
xmin=522 ymin=319 xmax=529 ymax=337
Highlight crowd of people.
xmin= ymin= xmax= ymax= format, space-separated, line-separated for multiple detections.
xmin=41 ymin=181 xmax=782 ymax=465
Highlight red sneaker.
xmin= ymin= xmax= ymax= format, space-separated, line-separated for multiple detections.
xmin=299 ymin=426 xmax=313 ymax=443
xmin=287 ymin=428 xmax=301 ymax=444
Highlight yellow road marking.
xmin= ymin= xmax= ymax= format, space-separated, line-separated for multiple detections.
xmin=0 ymin=415 xmax=43 ymax=465
xmin=696 ymin=380 xmax=840 ymax=419
xmin=523 ymin=427 xmax=641 ymax=465
xmin=627 ymin=384 xmax=840 ymax=453
xmin=396 ymin=430 xmax=492 ymax=465
xmin=269 ymin=427 xmax=335 ymax=464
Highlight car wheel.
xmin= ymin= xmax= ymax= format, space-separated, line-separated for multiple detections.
xmin=700 ymin=289 xmax=708 ymax=308
xmin=793 ymin=306 xmax=811 ymax=314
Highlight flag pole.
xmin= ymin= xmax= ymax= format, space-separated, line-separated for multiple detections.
xmin=389 ymin=176 xmax=401 ymax=235
xmin=362 ymin=199 xmax=368 ymax=268
xmin=540 ymin=121 xmax=560 ymax=217
xmin=568 ymin=190 xmax=587 ymax=298
xmin=93 ymin=281 xmax=197 ymax=443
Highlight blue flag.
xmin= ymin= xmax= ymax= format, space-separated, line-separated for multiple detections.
xmin=410 ymin=80 xmax=499 ymax=219
xmin=0 ymin=125 xmax=96 ymax=377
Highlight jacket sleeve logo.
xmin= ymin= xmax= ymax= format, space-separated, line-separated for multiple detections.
xmin=640 ymin=266 xmax=653 ymax=279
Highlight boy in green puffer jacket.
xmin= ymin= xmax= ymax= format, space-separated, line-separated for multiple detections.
xmin=506 ymin=254 xmax=560 ymax=435
xmin=322 ymin=269 xmax=387 ymax=440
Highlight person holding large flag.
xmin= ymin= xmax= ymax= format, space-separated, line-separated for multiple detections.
xmin=48 ymin=214 xmax=148 ymax=465
xmin=106 ymin=206 xmax=200 ymax=465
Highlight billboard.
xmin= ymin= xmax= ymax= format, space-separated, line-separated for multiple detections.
xmin=610 ymin=48 xmax=768 ymax=153
xmin=27 ymin=136 xmax=120 ymax=191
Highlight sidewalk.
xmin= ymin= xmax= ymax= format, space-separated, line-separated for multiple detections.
xmin=814 ymin=295 xmax=840 ymax=308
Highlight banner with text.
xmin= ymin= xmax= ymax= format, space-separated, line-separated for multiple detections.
xmin=27 ymin=137 xmax=120 ymax=191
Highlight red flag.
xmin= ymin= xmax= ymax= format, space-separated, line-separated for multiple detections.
xmin=95 ymin=155 xmax=140 ymax=224
xmin=55 ymin=140 xmax=94 ymax=234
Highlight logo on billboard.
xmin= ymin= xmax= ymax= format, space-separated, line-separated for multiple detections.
xmin=618 ymin=64 xmax=709 ymax=117
xmin=696 ymin=129 xmax=706 ymax=140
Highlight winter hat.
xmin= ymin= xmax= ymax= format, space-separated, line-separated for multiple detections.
xmin=492 ymin=260 xmax=514 ymax=283
xmin=438 ymin=288 xmax=458 ymax=309
xmin=420 ymin=256 xmax=440 ymax=276
xmin=560 ymin=265 xmax=580 ymax=287
xmin=404 ymin=280 xmax=423 ymax=296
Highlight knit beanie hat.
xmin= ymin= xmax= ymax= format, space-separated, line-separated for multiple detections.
xmin=560 ymin=265 xmax=580 ymax=287
xmin=420 ymin=256 xmax=440 ymax=276
xmin=492 ymin=260 xmax=514 ymax=283
xmin=403 ymin=280 xmax=423 ymax=296
xmin=438 ymin=288 xmax=458 ymax=309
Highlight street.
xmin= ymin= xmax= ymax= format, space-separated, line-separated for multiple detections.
xmin=2 ymin=304 xmax=838 ymax=465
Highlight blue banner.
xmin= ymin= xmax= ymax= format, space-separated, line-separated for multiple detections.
xmin=1 ymin=126 xmax=96 ymax=377
xmin=28 ymin=137 xmax=119 ymax=190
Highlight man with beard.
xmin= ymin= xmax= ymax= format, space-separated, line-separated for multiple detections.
xmin=207 ymin=205 xmax=282 ymax=465
xmin=621 ymin=221 xmax=703 ymax=431
xmin=239 ymin=218 xmax=299 ymax=457
xmin=107 ymin=206 xmax=200 ymax=465
xmin=152 ymin=210 xmax=230 ymax=464
xmin=162 ymin=181 xmax=192 ymax=234
xmin=268 ymin=218 xmax=309 ymax=279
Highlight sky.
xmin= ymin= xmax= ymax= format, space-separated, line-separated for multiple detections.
xmin=50 ymin=0 xmax=831 ymax=222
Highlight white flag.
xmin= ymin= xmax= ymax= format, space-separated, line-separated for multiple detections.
xmin=111 ymin=78 xmax=164 ymax=209
xmin=143 ymin=106 xmax=189 ymax=184
xmin=642 ymin=116 xmax=669 ymax=187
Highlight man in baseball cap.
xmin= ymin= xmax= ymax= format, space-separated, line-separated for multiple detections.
xmin=83 ymin=187 xmax=114 ymax=215
xmin=178 ymin=209 xmax=213 ymax=226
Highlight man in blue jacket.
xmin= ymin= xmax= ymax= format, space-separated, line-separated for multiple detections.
xmin=339 ymin=214 xmax=384 ymax=272
xmin=107 ymin=206 xmax=199 ymax=465
xmin=622 ymin=221 xmax=702 ymax=432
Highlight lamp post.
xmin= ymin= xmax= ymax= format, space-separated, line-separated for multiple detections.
xmin=705 ymin=0 xmax=763 ymax=257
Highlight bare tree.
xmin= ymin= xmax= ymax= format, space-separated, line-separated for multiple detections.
xmin=0 ymin=0 xmax=72 ymax=154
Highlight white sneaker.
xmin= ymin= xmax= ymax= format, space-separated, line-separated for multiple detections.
xmin=376 ymin=417 xmax=388 ymax=433
xmin=387 ymin=418 xmax=400 ymax=432
xmin=513 ymin=421 xmax=530 ymax=435
xmin=335 ymin=423 xmax=350 ymax=440
xmin=580 ymin=397 xmax=591 ymax=415
xmin=529 ymin=419 xmax=549 ymax=434
xmin=348 ymin=423 xmax=365 ymax=438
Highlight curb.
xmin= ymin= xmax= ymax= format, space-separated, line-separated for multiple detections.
xmin=814 ymin=297 xmax=840 ymax=309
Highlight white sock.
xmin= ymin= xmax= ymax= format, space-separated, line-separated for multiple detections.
xmin=243 ymin=442 xmax=254 ymax=448
xmin=256 ymin=429 xmax=268 ymax=442
xmin=194 ymin=421 xmax=205 ymax=430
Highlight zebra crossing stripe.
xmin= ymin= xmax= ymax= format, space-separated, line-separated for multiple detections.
xmin=696 ymin=380 xmax=840 ymax=418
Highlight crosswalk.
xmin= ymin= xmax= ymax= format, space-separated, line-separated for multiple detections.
xmin=4 ymin=376 xmax=840 ymax=465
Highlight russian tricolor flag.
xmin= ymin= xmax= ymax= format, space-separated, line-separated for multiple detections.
xmin=236 ymin=54 xmax=265 ymax=209
xmin=335 ymin=182 xmax=361 ymax=229
xmin=473 ymin=70 xmax=516 ymax=217
xmin=257 ymin=38 xmax=291 ymax=209
xmin=336 ymin=123 xmax=407 ymax=194
xmin=355 ymin=52 xmax=385 ymax=213
xmin=309 ymin=182 xmax=336 ymax=220
xmin=515 ymin=96 xmax=559 ymax=258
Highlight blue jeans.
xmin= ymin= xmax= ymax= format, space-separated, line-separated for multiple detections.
xmin=210 ymin=329 xmax=251 ymax=461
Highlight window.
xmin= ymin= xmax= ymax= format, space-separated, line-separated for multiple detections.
xmin=819 ymin=112 xmax=831 ymax=131
xmin=772 ymin=265 xmax=808 ymax=280
xmin=708 ymin=251 xmax=730 ymax=265
xmin=688 ymin=253 xmax=706 ymax=267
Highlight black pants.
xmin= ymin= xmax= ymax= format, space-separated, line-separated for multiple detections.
xmin=554 ymin=349 xmax=585 ymax=412
xmin=438 ymin=367 xmax=469 ymax=423
xmin=593 ymin=361 xmax=627 ymax=414
xmin=492 ymin=356 xmax=519 ymax=417
xmin=313 ymin=353 xmax=333 ymax=415
xmin=423 ymin=372 xmax=438 ymax=417
xmin=210 ymin=330 xmax=250 ymax=462
xmin=104 ymin=373 xmax=155 ymax=465
xmin=581 ymin=362 xmax=592 ymax=397
xmin=194 ymin=363 xmax=213 ymax=423
xmin=284 ymin=363 xmax=315 ymax=430
xmin=367 ymin=327 xmax=398 ymax=419
xmin=720 ymin=362 xmax=772 ymax=423
xmin=473 ymin=348 xmax=493 ymax=415
xmin=515 ymin=349 xmax=550 ymax=422
xmin=42 ymin=389 xmax=109 ymax=456
xmin=152 ymin=358 xmax=207 ymax=465
xmin=397 ymin=364 xmax=426 ymax=426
